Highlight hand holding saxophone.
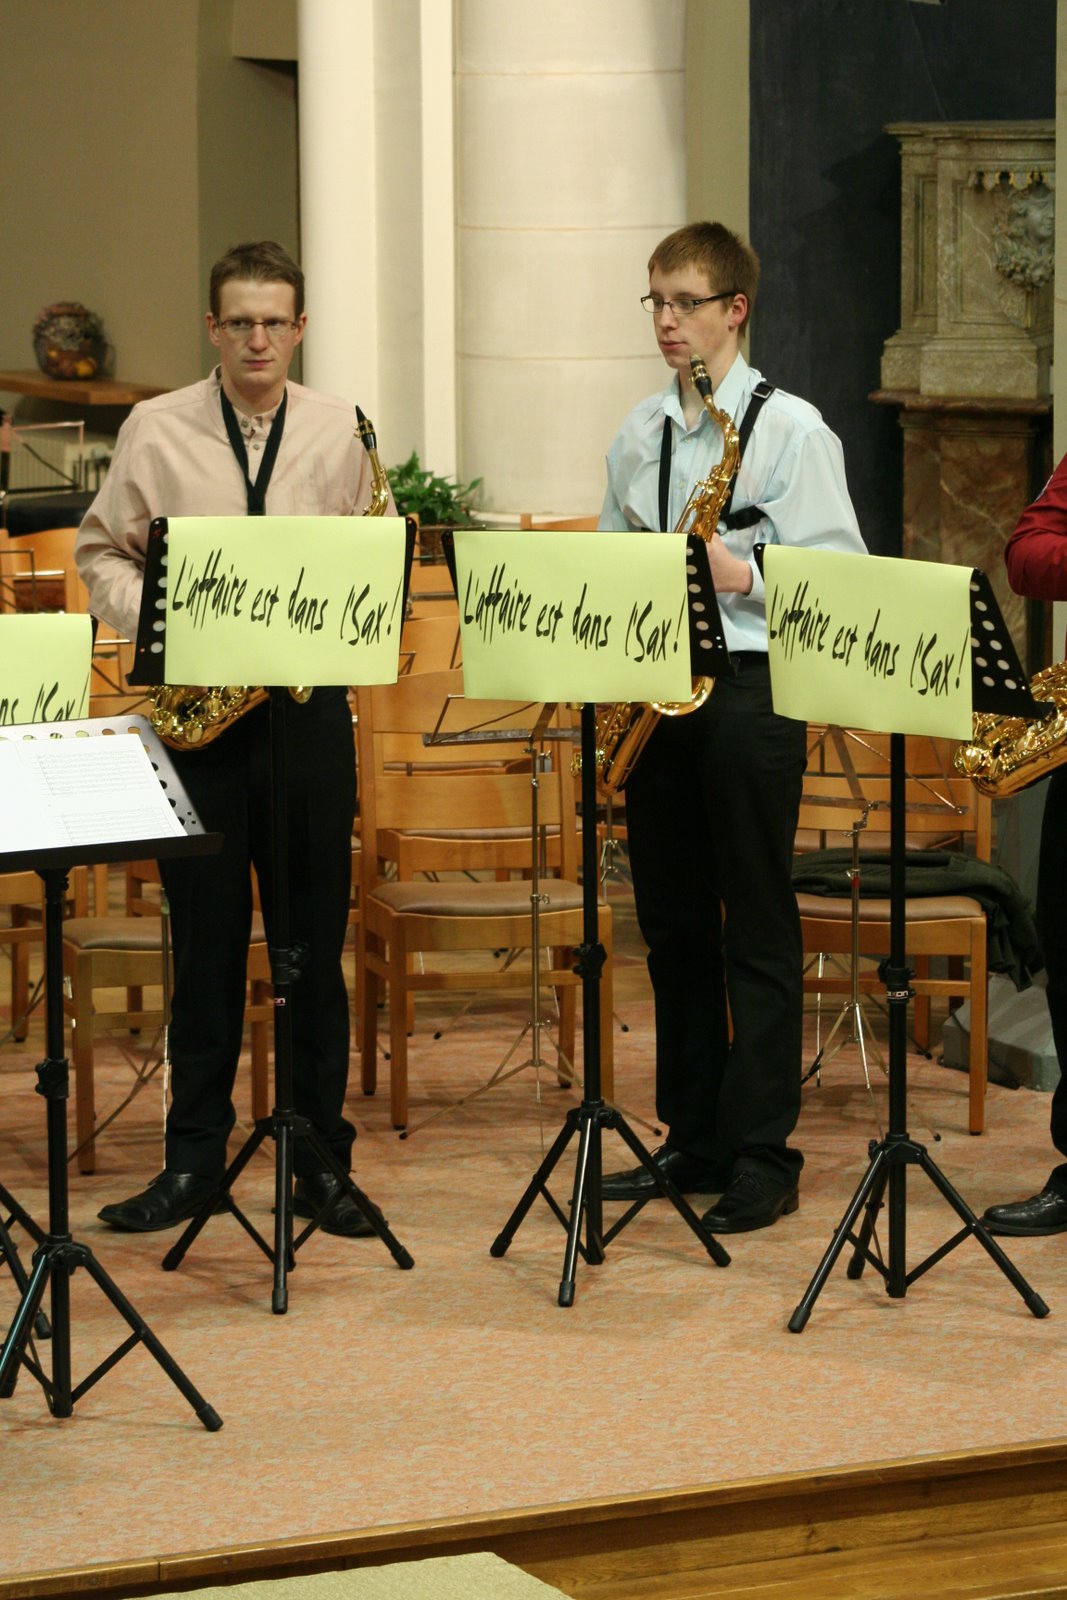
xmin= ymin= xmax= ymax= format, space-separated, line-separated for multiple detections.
xmin=703 ymin=530 xmax=753 ymax=593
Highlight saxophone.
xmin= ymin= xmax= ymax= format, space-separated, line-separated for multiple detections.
xmin=149 ymin=406 xmax=391 ymax=749
xmin=953 ymin=660 xmax=1067 ymax=796
xmin=586 ymin=355 xmax=741 ymax=795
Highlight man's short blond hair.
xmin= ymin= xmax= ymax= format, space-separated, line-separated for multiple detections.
xmin=648 ymin=222 xmax=759 ymax=335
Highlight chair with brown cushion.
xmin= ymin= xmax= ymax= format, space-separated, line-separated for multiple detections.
xmin=795 ymin=727 xmax=996 ymax=1134
xmin=356 ymin=667 xmax=613 ymax=1130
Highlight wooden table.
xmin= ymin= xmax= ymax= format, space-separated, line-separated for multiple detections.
xmin=0 ymin=370 xmax=166 ymax=406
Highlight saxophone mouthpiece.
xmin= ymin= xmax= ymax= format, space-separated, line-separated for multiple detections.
xmin=355 ymin=405 xmax=378 ymax=453
xmin=689 ymin=356 xmax=713 ymax=400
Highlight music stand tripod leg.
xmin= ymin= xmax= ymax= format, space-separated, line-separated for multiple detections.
xmin=788 ymin=733 xmax=1049 ymax=1330
xmin=0 ymin=1181 xmax=50 ymax=1340
xmin=0 ymin=870 xmax=221 ymax=1428
xmin=160 ymin=691 xmax=414 ymax=1311
xmin=491 ymin=705 xmax=730 ymax=1304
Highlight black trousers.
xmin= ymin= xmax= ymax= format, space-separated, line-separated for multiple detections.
xmin=623 ymin=656 xmax=807 ymax=1187
xmin=1036 ymin=767 xmax=1067 ymax=1193
xmin=159 ymin=689 xmax=356 ymax=1178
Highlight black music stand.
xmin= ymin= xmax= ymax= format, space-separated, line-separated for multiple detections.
xmin=0 ymin=715 xmax=222 ymax=1425
xmin=488 ymin=534 xmax=733 ymax=1305
xmin=789 ymin=570 xmax=1050 ymax=1329
xmin=129 ymin=517 xmax=416 ymax=1314
xmin=0 ymin=1182 xmax=50 ymax=1341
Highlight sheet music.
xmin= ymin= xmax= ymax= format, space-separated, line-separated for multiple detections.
xmin=0 ymin=733 xmax=185 ymax=853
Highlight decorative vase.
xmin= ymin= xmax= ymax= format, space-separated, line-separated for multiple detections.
xmin=32 ymin=302 xmax=109 ymax=380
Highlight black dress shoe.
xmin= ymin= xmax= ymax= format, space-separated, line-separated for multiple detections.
xmin=601 ymin=1146 xmax=730 ymax=1202
xmin=982 ymin=1187 xmax=1067 ymax=1236
xmin=700 ymin=1169 xmax=799 ymax=1234
xmin=293 ymin=1172 xmax=382 ymax=1239
xmin=98 ymin=1171 xmax=222 ymax=1232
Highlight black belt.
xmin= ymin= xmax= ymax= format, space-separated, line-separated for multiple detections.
xmin=729 ymin=650 xmax=769 ymax=669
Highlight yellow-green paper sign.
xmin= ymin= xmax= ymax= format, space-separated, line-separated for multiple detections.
xmin=764 ymin=547 xmax=973 ymax=738
xmin=0 ymin=614 xmax=92 ymax=726
xmin=163 ymin=516 xmax=406 ymax=686
xmin=455 ymin=529 xmax=693 ymax=702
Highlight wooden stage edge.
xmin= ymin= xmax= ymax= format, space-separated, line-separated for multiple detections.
xmin=9 ymin=1440 xmax=1067 ymax=1600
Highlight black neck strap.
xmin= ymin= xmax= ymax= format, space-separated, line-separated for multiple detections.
xmin=659 ymin=378 xmax=775 ymax=532
xmin=219 ymin=383 xmax=288 ymax=515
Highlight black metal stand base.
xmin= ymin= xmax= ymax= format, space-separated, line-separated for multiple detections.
xmin=0 ymin=1229 xmax=222 ymax=1426
xmin=492 ymin=707 xmax=731 ymax=1306
xmin=0 ymin=876 xmax=222 ymax=1430
xmin=788 ymin=1132 xmax=1050 ymax=1332
xmin=162 ymin=1109 xmax=413 ymax=1315
xmin=0 ymin=1181 xmax=50 ymax=1340
xmin=491 ymin=1095 xmax=729 ymax=1306
xmin=158 ymin=689 xmax=415 ymax=1313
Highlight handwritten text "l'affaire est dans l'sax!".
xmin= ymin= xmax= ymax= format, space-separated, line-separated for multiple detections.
xmin=768 ymin=580 xmax=969 ymax=698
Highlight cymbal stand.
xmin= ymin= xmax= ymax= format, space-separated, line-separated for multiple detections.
xmin=802 ymin=803 xmax=886 ymax=1128
xmin=402 ymin=719 xmax=573 ymax=1139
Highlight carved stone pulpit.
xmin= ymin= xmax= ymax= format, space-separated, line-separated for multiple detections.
xmin=875 ymin=120 xmax=1054 ymax=668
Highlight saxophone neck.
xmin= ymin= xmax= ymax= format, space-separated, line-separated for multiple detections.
xmin=355 ymin=405 xmax=391 ymax=517
xmin=673 ymin=357 xmax=740 ymax=539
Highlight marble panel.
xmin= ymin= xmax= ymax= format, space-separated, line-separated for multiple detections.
xmin=899 ymin=410 xmax=1046 ymax=659
xmin=882 ymin=121 xmax=1054 ymax=403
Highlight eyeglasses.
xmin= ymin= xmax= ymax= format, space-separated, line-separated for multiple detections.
xmin=214 ymin=318 xmax=300 ymax=341
xmin=639 ymin=291 xmax=738 ymax=318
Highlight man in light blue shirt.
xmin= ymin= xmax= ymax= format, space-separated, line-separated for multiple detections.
xmin=600 ymin=221 xmax=866 ymax=1233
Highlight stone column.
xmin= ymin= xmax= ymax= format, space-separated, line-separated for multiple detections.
xmin=875 ymin=121 xmax=1054 ymax=667
xmin=455 ymin=0 xmax=687 ymax=515
xmin=297 ymin=0 xmax=378 ymax=409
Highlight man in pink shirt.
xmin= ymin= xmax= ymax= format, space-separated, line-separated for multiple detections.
xmin=77 ymin=241 xmax=388 ymax=1236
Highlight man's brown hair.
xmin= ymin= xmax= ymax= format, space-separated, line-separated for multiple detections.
xmin=648 ymin=222 xmax=759 ymax=334
xmin=209 ymin=240 xmax=305 ymax=318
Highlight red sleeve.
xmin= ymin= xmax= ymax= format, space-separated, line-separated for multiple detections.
xmin=1004 ymin=453 xmax=1067 ymax=600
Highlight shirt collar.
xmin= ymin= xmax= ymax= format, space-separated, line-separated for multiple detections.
xmin=211 ymin=366 xmax=283 ymax=432
xmin=662 ymin=350 xmax=752 ymax=432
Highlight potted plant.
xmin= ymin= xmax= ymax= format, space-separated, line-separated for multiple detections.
xmin=387 ymin=451 xmax=483 ymax=559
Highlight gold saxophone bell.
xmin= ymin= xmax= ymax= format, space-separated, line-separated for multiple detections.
xmin=955 ymin=660 xmax=1067 ymax=796
xmin=150 ymin=408 xmax=391 ymax=750
xmin=579 ymin=355 xmax=739 ymax=795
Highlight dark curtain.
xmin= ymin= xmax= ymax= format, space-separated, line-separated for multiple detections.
xmin=747 ymin=0 xmax=1056 ymax=557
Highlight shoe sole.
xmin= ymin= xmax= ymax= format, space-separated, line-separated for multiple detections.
xmin=703 ymin=1194 xmax=799 ymax=1234
xmin=982 ymin=1217 xmax=1067 ymax=1237
xmin=97 ymin=1197 xmax=226 ymax=1232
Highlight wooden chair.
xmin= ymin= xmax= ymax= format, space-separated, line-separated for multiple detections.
xmin=0 ymin=525 xmax=86 ymax=613
xmin=0 ymin=872 xmax=44 ymax=1042
xmin=795 ymin=727 xmax=995 ymax=1134
xmin=518 ymin=513 xmax=600 ymax=531
xmin=356 ymin=668 xmax=613 ymax=1129
xmin=63 ymin=866 xmax=273 ymax=1173
xmin=398 ymin=611 xmax=462 ymax=675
